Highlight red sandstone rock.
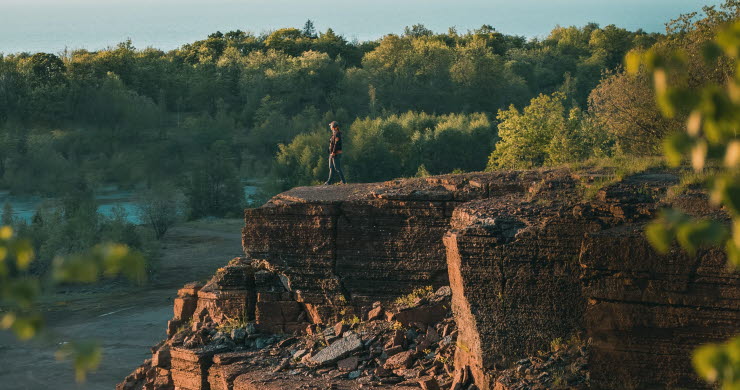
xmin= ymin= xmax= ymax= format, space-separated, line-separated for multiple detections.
xmin=391 ymin=329 xmax=405 ymax=347
xmin=305 ymin=323 xmax=318 ymax=335
xmin=334 ymin=322 xmax=349 ymax=338
xmin=425 ymin=326 xmax=440 ymax=343
xmin=301 ymin=303 xmax=324 ymax=324
xmin=367 ymin=304 xmax=384 ymax=321
xmin=167 ymin=319 xmax=183 ymax=338
xmin=384 ymin=350 xmax=415 ymax=370
xmin=151 ymin=345 xmax=171 ymax=368
xmin=385 ymin=345 xmax=403 ymax=357
xmin=493 ymin=380 xmax=511 ymax=390
xmin=393 ymin=302 xmax=448 ymax=327
xmin=241 ymin=174 xmax=514 ymax=323
xmin=418 ymin=376 xmax=441 ymax=390
xmin=173 ymin=296 xmax=198 ymax=321
xmin=170 ymin=345 xmax=230 ymax=390
xmin=337 ymin=356 xmax=359 ymax=371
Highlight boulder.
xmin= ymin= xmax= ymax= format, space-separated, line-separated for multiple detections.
xmin=367 ymin=302 xmax=384 ymax=321
xmin=337 ymin=356 xmax=359 ymax=371
xmin=308 ymin=332 xmax=363 ymax=366
xmin=334 ymin=322 xmax=349 ymax=338
xmin=151 ymin=345 xmax=171 ymax=368
xmin=419 ymin=376 xmax=440 ymax=390
xmin=393 ymin=302 xmax=447 ymax=327
xmin=384 ymin=350 xmax=415 ymax=370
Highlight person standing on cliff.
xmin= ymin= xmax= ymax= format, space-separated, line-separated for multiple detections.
xmin=324 ymin=121 xmax=347 ymax=185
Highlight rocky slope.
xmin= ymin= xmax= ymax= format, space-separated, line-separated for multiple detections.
xmin=120 ymin=169 xmax=738 ymax=390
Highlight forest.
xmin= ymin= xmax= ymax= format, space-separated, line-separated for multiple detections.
xmin=0 ymin=20 xmax=660 ymax=198
xmin=0 ymin=2 xmax=737 ymax=274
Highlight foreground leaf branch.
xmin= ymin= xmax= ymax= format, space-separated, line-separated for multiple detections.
xmin=0 ymin=226 xmax=146 ymax=382
xmin=631 ymin=16 xmax=740 ymax=389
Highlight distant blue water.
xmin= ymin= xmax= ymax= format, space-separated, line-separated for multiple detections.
xmin=0 ymin=185 xmax=259 ymax=225
xmin=0 ymin=0 xmax=724 ymax=54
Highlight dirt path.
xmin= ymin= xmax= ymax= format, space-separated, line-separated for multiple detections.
xmin=0 ymin=219 xmax=244 ymax=390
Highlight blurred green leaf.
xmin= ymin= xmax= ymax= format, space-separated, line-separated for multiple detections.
xmin=52 ymin=255 xmax=100 ymax=283
xmin=52 ymin=243 xmax=146 ymax=285
xmin=656 ymin=89 xmax=675 ymax=118
xmin=9 ymin=314 xmax=43 ymax=341
xmin=713 ymin=176 xmax=740 ymax=214
xmin=0 ymin=226 xmax=13 ymax=240
xmin=675 ymin=219 xmax=728 ymax=255
xmin=56 ymin=340 xmax=102 ymax=383
xmin=646 ymin=222 xmax=672 ymax=254
xmin=663 ymin=132 xmax=694 ymax=167
xmin=693 ymin=336 xmax=740 ymax=389
xmin=625 ymin=50 xmax=643 ymax=75
xmin=728 ymin=240 xmax=740 ymax=270
xmin=99 ymin=244 xmax=146 ymax=284
xmin=4 ymin=278 xmax=41 ymax=309
xmin=13 ymin=239 xmax=34 ymax=271
xmin=716 ymin=21 xmax=740 ymax=58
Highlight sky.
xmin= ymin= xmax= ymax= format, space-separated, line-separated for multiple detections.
xmin=0 ymin=0 xmax=724 ymax=54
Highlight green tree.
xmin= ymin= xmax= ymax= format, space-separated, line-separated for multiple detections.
xmin=184 ymin=141 xmax=244 ymax=219
xmin=589 ymin=68 xmax=679 ymax=155
xmin=303 ymin=19 xmax=317 ymax=38
xmin=2 ymin=202 xmax=14 ymax=226
xmin=136 ymin=183 xmax=183 ymax=239
xmin=488 ymin=92 xmax=590 ymax=169
xmin=274 ymin=131 xmax=327 ymax=188
xmin=25 ymin=53 xmax=66 ymax=86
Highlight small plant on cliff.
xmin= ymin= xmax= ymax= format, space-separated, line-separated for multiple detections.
xmin=415 ymin=164 xmax=431 ymax=178
xmin=550 ymin=337 xmax=566 ymax=352
xmin=217 ymin=314 xmax=248 ymax=333
xmin=394 ymin=285 xmax=434 ymax=308
xmin=343 ymin=315 xmax=361 ymax=325
xmin=628 ymin=7 xmax=740 ymax=388
xmin=576 ymin=156 xmax=663 ymax=200
xmin=525 ymin=179 xmax=546 ymax=202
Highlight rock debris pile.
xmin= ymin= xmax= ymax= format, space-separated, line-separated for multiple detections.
xmin=119 ymin=276 xmax=503 ymax=390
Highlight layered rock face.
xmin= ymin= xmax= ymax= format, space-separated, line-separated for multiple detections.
xmin=121 ymin=169 xmax=739 ymax=390
xmin=242 ymin=173 xmax=532 ymax=323
xmin=445 ymin=171 xmax=738 ymax=389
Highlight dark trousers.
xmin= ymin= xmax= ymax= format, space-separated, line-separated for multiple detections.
xmin=326 ymin=154 xmax=346 ymax=184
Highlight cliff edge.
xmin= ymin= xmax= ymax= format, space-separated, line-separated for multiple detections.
xmin=119 ymin=169 xmax=738 ymax=390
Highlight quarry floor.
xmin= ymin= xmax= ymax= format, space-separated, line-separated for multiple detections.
xmin=0 ymin=219 xmax=244 ymax=390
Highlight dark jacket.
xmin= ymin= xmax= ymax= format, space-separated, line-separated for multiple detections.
xmin=329 ymin=131 xmax=343 ymax=155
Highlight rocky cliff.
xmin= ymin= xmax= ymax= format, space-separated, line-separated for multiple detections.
xmin=120 ymin=169 xmax=738 ymax=390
